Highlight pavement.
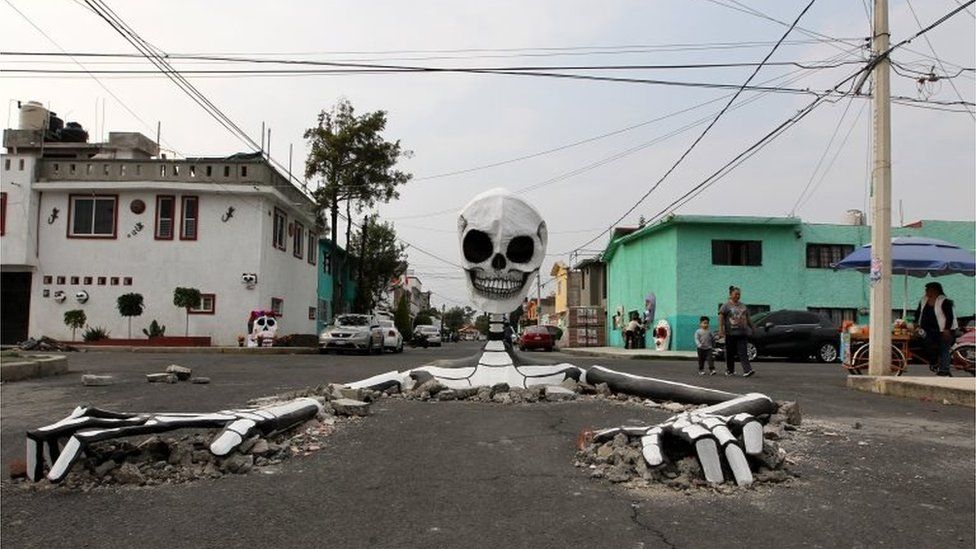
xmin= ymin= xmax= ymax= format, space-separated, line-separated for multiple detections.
xmin=0 ymin=353 xmax=68 ymax=382
xmin=848 ymin=375 xmax=976 ymax=407
xmin=562 ymin=346 xmax=698 ymax=360
xmin=1 ymin=342 xmax=973 ymax=548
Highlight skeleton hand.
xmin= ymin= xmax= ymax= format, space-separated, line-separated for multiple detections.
xmin=593 ymin=393 xmax=771 ymax=486
xmin=26 ymin=398 xmax=322 ymax=483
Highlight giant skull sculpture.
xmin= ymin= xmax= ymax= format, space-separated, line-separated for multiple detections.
xmin=459 ymin=188 xmax=547 ymax=314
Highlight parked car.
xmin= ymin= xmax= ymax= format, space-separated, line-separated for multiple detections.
xmin=414 ymin=324 xmax=442 ymax=347
xmin=377 ymin=319 xmax=404 ymax=353
xmin=518 ymin=325 xmax=555 ymax=352
xmin=319 ymin=314 xmax=385 ymax=354
xmin=714 ymin=310 xmax=840 ymax=363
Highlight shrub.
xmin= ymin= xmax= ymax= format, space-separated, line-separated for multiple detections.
xmin=142 ymin=320 xmax=166 ymax=338
xmin=82 ymin=326 xmax=110 ymax=342
xmin=63 ymin=310 xmax=87 ymax=342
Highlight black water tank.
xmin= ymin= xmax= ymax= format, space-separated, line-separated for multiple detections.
xmin=60 ymin=122 xmax=89 ymax=143
xmin=48 ymin=113 xmax=64 ymax=131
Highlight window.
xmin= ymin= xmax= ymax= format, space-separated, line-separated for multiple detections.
xmin=97 ymin=277 xmax=106 ymax=285
xmin=19 ymin=158 xmax=25 ymax=171
xmin=69 ymin=195 xmax=117 ymax=238
xmin=110 ymin=277 xmax=119 ymax=285
xmin=83 ymin=276 xmax=93 ymax=285
xmin=0 ymin=192 xmax=6 ymax=236
xmin=70 ymin=276 xmax=79 ymax=285
xmin=808 ymin=307 xmax=855 ymax=327
xmin=180 ymin=196 xmax=199 ymax=240
xmin=318 ymin=299 xmax=330 ymax=326
xmin=43 ymin=275 xmax=52 ymax=285
xmin=307 ymin=231 xmax=316 ymax=265
xmin=273 ymin=208 xmax=287 ymax=251
xmin=155 ymin=195 xmax=175 ymax=239
xmin=308 ymin=307 xmax=316 ymax=320
xmin=206 ymin=166 xmax=213 ymax=177
xmin=123 ymin=277 xmax=132 ymax=286
xmin=189 ymin=293 xmax=216 ymax=314
xmin=271 ymin=297 xmax=284 ymax=316
xmin=3 ymin=159 xmax=9 ymax=170
xmin=711 ymin=240 xmax=762 ymax=266
xmin=240 ymin=166 xmax=247 ymax=177
xmin=56 ymin=276 xmax=65 ymax=285
xmin=323 ymin=251 xmax=332 ymax=274
xmin=293 ymin=221 xmax=304 ymax=259
xmin=70 ymin=163 xmax=76 ymax=174
xmin=806 ymin=244 xmax=854 ymax=269
xmin=223 ymin=165 xmax=230 ymax=177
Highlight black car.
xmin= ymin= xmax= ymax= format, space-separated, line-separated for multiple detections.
xmin=715 ymin=310 xmax=840 ymax=363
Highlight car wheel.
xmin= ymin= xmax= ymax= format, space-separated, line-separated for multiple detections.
xmin=817 ymin=342 xmax=839 ymax=363
xmin=746 ymin=342 xmax=758 ymax=362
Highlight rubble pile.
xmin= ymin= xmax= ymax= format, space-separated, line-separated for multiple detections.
xmin=17 ymin=336 xmax=77 ymax=352
xmin=145 ymin=364 xmax=209 ymax=384
xmin=574 ymin=401 xmax=802 ymax=491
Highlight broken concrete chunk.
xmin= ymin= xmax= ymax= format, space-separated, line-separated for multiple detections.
xmin=330 ymin=398 xmax=370 ymax=417
xmin=147 ymin=373 xmax=178 ymax=383
xmin=165 ymin=365 xmax=192 ymax=381
xmin=82 ymin=374 xmax=115 ymax=386
xmin=544 ymin=385 xmax=577 ymax=401
xmin=190 ymin=377 xmax=211 ymax=384
xmin=777 ymin=401 xmax=802 ymax=426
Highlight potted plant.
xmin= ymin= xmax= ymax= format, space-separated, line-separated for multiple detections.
xmin=64 ymin=309 xmax=87 ymax=342
xmin=116 ymin=293 xmax=144 ymax=339
xmin=173 ymin=287 xmax=202 ymax=337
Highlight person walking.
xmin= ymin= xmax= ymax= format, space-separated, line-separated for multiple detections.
xmin=719 ymin=286 xmax=755 ymax=377
xmin=695 ymin=316 xmax=717 ymax=376
xmin=914 ymin=281 xmax=957 ymax=377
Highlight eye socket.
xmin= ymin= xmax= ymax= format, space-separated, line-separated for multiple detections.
xmin=267 ymin=318 xmax=276 ymax=328
xmin=506 ymin=236 xmax=535 ymax=264
xmin=463 ymin=230 xmax=494 ymax=264
xmin=256 ymin=318 xmax=266 ymax=327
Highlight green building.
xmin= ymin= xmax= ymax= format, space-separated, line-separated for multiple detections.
xmin=316 ymin=238 xmax=357 ymax=334
xmin=602 ymin=215 xmax=975 ymax=351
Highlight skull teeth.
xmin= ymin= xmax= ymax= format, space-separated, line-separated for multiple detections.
xmin=470 ymin=271 xmax=524 ymax=297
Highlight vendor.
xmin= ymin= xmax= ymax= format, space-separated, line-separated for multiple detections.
xmin=914 ymin=282 xmax=957 ymax=376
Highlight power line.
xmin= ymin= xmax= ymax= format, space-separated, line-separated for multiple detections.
xmin=561 ymin=0 xmax=821 ymax=254
xmin=789 ymin=95 xmax=859 ymax=216
xmin=904 ymin=0 xmax=975 ymax=119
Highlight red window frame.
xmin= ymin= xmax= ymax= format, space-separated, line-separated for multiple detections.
xmin=180 ymin=195 xmax=199 ymax=241
xmin=307 ymin=230 xmax=317 ymax=265
xmin=273 ymin=208 xmax=287 ymax=251
xmin=0 ymin=192 xmax=7 ymax=236
xmin=293 ymin=221 xmax=304 ymax=259
xmin=188 ymin=293 xmax=216 ymax=315
xmin=155 ymin=195 xmax=175 ymax=240
xmin=67 ymin=194 xmax=118 ymax=239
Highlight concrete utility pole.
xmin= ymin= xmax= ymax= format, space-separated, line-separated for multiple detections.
xmin=868 ymin=0 xmax=893 ymax=376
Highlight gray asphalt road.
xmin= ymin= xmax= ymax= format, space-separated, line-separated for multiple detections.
xmin=2 ymin=343 xmax=973 ymax=548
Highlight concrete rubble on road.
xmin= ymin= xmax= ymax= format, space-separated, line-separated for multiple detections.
xmin=165 ymin=365 xmax=192 ymax=381
xmin=82 ymin=374 xmax=115 ymax=386
xmin=146 ymin=373 xmax=178 ymax=384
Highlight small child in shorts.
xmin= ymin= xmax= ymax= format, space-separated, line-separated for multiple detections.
xmin=695 ymin=316 xmax=716 ymax=376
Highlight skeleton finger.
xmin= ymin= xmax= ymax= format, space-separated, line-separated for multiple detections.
xmin=726 ymin=413 xmax=763 ymax=455
xmin=640 ymin=427 xmax=664 ymax=466
xmin=699 ymin=416 xmax=752 ymax=486
xmin=668 ymin=419 xmax=724 ymax=484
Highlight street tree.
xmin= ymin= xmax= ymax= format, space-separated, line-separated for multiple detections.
xmin=442 ymin=306 xmax=474 ymax=334
xmin=63 ymin=310 xmax=86 ymax=341
xmin=349 ymin=220 xmax=407 ymax=313
xmin=116 ymin=293 xmax=144 ymax=339
xmin=304 ymin=99 xmax=412 ymax=251
xmin=474 ymin=313 xmax=490 ymax=336
xmin=394 ymin=294 xmax=411 ymax=338
xmin=173 ymin=287 xmax=202 ymax=337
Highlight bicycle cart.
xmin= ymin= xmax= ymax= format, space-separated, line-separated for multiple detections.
xmin=843 ymin=331 xmax=975 ymax=376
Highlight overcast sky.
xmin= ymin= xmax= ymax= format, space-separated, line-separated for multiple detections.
xmin=3 ymin=0 xmax=974 ymax=309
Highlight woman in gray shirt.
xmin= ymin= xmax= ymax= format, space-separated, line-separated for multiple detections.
xmin=718 ymin=286 xmax=755 ymax=377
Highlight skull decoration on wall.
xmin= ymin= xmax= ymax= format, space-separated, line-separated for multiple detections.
xmin=241 ymin=273 xmax=258 ymax=289
xmin=458 ymin=188 xmax=547 ymax=314
xmin=53 ymin=290 xmax=67 ymax=303
xmin=75 ymin=290 xmax=89 ymax=304
xmin=246 ymin=312 xmax=278 ymax=347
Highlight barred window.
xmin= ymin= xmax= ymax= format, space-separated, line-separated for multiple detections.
xmin=806 ymin=244 xmax=854 ymax=268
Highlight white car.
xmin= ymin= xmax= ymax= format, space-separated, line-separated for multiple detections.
xmin=319 ymin=314 xmax=384 ymax=354
xmin=377 ymin=319 xmax=404 ymax=353
xmin=414 ymin=325 xmax=442 ymax=347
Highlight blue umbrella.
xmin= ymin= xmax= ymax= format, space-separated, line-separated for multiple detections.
xmin=833 ymin=236 xmax=976 ymax=277
xmin=833 ymin=236 xmax=976 ymax=317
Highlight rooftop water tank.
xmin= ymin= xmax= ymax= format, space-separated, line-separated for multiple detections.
xmin=19 ymin=101 xmax=49 ymax=130
xmin=844 ymin=209 xmax=865 ymax=226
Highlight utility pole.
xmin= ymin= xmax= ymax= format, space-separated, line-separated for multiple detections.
xmin=868 ymin=0 xmax=892 ymax=376
xmin=537 ymin=273 xmax=542 ymax=326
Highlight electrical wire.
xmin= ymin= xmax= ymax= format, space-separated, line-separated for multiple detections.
xmin=789 ymin=95 xmax=860 ymax=216
xmin=904 ymin=0 xmax=975 ymax=119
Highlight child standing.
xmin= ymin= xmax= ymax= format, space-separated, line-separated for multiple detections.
xmin=695 ymin=316 xmax=716 ymax=375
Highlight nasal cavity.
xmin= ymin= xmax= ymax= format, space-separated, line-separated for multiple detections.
xmin=491 ymin=253 xmax=507 ymax=270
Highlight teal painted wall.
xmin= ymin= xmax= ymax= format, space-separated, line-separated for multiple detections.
xmin=604 ymin=225 xmax=678 ymax=347
xmin=316 ymin=239 xmax=356 ymax=333
xmin=604 ymin=217 xmax=975 ymax=351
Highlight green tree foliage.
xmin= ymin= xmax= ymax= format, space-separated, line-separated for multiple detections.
xmin=63 ymin=309 xmax=87 ymax=341
xmin=173 ymin=287 xmax=202 ymax=337
xmin=142 ymin=320 xmax=166 ymax=338
xmin=116 ymin=293 xmax=144 ymax=339
xmin=474 ymin=314 xmax=491 ymax=336
xmin=442 ymin=306 xmax=474 ymax=334
xmin=394 ymin=294 xmax=411 ymax=337
xmin=349 ymin=220 xmax=407 ymax=313
xmin=414 ymin=309 xmax=433 ymax=327
xmin=304 ymin=99 xmax=412 ymax=250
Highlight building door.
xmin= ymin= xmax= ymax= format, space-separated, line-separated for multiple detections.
xmin=1 ymin=272 xmax=32 ymax=344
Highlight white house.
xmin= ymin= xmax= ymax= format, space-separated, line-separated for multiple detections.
xmin=1 ymin=104 xmax=319 ymax=345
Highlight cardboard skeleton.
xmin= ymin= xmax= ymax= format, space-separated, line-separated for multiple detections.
xmin=346 ymin=188 xmax=777 ymax=485
xmin=26 ymin=398 xmax=322 ymax=483
xmin=247 ymin=311 xmax=278 ymax=347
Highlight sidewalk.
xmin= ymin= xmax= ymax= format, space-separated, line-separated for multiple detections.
xmin=847 ymin=375 xmax=976 ymax=407
xmin=560 ymin=346 xmax=697 ymax=361
xmin=71 ymin=345 xmax=319 ymax=354
xmin=0 ymin=354 xmax=68 ymax=382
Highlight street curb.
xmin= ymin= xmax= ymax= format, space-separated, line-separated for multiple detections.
xmin=71 ymin=346 xmax=319 ymax=355
xmin=0 ymin=354 xmax=69 ymax=382
xmin=847 ymin=375 xmax=976 ymax=407
xmin=561 ymin=348 xmax=697 ymax=361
